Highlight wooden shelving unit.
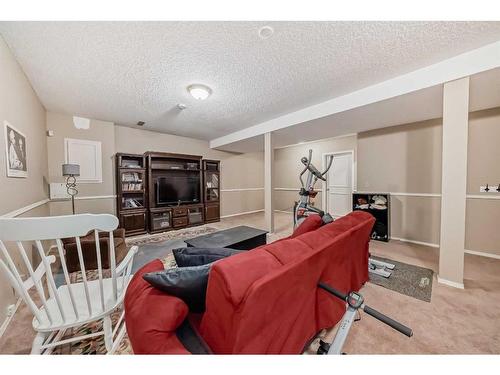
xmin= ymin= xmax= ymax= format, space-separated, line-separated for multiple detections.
xmin=203 ymin=160 xmax=221 ymax=223
xmin=146 ymin=152 xmax=206 ymax=234
xmin=116 ymin=153 xmax=148 ymax=236
xmin=115 ymin=152 xmax=220 ymax=236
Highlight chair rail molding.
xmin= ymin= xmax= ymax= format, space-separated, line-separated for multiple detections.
xmin=220 ymin=188 xmax=264 ymax=192
xmin=1 ymin=199 xmax=50 ymax=218
xmin=355 ymin=191 xmax=441 ymax=198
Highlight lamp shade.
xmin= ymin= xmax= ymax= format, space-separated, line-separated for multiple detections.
xmin=62 ymin=164 xmax=80 ymax=176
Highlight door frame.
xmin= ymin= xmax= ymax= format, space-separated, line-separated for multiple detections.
xmin=321 ymin=150 xmax=357 ymax=216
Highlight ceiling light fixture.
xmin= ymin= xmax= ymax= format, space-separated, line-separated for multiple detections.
xmin=187 ymin=84 xmax=212 ymax=100
xmin=258 ymin=25 xmax=274 ymax=39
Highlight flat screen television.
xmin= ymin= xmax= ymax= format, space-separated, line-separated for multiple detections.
xmin=156 ymin=174 xmax=200 ymax=205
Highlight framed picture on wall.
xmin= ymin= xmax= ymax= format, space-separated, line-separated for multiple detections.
xmin=4 ymin=120 xmax=28 ymax=178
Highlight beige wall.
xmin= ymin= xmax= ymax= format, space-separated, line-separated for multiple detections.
xmin=115 ymin=126 xmax=264 ymax=217
xmin=274 ymin=135 xmax=357 ymax=212
xmin=0 ymin=36 xmax=49 ymax=324
xmin=467 ymin=107 xmax=500 ymax=194
xmin=45 ymin=112 xmax=116 ymax=215
xmin=0 ymin=37 xmax=48 ymax=215
xmin=357 ymin=119 xmax=443 ymax=245
xmin=357 ymin=119 xmax=442 ymax=194
xmin=465 ymin=108 xmax=500 ymax=256
xmin=390 ymin=196 xmax=441 ymax=244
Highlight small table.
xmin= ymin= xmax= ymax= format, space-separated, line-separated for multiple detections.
xmin=184 ymin=225 xmax=268 ymax=250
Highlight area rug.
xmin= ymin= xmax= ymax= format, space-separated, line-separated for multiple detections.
xmin=126 ymin=226 xmax=217 ymax=246
xmin=369 ymin=255 xmax=434 ymax=302
xmin=51 ymin=254 xmax=177 ymax=354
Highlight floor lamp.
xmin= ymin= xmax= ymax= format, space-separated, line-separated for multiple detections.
xmin=62 ymin=163 xmax=80 ymax=215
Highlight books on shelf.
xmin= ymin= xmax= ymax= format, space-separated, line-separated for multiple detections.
xmin=122 ymin=172 xmax=143 ymax=191
xmin=122 ymin=182 xmax=143 ymax=191
xmin=122 ymin=197 xmax=143 ymax=208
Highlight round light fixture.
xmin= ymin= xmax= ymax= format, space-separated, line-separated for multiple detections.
xmin=258 ymin=25 xmax=274 ymax=39
xmin=187 ymin=84 xmax=212 ymax=100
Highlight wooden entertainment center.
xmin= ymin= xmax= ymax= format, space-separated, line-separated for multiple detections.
xmin=116 ymin=152 xmax=220 ymax=236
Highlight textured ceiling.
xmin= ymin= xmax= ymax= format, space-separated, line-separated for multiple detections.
xmin=1 ymin=21 xmax=500 ymax=140
xmin=219 ymin=67 xmax=500 ymax=153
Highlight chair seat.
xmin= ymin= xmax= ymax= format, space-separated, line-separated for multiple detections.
xmin=33 ymin=276 xmax=131 ymax=331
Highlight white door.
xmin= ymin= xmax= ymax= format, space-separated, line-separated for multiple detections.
xmin=325 ymin=151 xmax=354 ymax=218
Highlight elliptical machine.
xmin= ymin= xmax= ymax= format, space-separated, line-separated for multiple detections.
xmin=293 ymin=149 xmax=334 ymax=227
xmin=293 ymin=149 xmax=395 ymax=278
xmin=293 ymin=150 xmax=412 ymax=353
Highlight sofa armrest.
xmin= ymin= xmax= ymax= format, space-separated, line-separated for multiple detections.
xmin=124 ymin=259 xmax=190 ymax=354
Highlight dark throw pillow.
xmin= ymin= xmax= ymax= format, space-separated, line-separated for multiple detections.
xmin=172 ymin=247 xmax=244 ymax=267
xmin=143 ymin=264 xmax=211 ymax=313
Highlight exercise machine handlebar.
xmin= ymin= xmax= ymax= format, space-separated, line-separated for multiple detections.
xmin=299 ymin=149 xmax=333 ymax=182
xmin=318 ymin=282 xmax=413 ymax=338
xmin=363 ymin=305 xmax=413 ymax=338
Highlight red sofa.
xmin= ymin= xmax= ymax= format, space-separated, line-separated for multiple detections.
xmin=124 ymin=211 xmax=374 ymax=354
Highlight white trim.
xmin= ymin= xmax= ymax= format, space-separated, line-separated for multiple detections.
xmin=322 ymin=150 xmax=356 ymax=215
xmin=210 ymin=41 xmax=500 ymax=148
xmin=49 ymin=195 xmax=117 ymax=201
xmin=389 ymin=238 xmax=500 ymax=261
xmin=274 ymin=209 xmax=292 ymax=214
xmin=1 ymin=198 xmax=50 ymax=218
xmin=220 ymin=209 xmax=264 ymax=218
xmin=437 ymin=276 xmax=464 ymax=289
xmin=75 ymin=195 xmax=116 ymax=200
xmin=274 ymin=187 xmax=301 ymax=192
xmin=466 ymin=194 xmax=500 ymax=200
xmin=64 ymin=138 xmax=103 ymax=183
xmin=390 ymin=236 xmax=440 ymax=249
xmin=220 ymin=188 xmax=264 ymax=192
xmin=465 ymin=249 xmax=500 ymax=260
xmin=0 ymin=298 xmax=22 ymax=339
xmin=355 ymin=191 xmax=441 ymax=198
xmin=273 ymin=133 xmax=357 ymax=150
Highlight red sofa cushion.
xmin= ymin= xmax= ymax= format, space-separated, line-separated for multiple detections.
xmin=290 ymin=214 xmax=323 ymax=238
xmin=125 ymin=260 xmax=190 ymax=354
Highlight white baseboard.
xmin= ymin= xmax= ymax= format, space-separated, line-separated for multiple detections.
xmin=437 ymin=275 xmax=464 ymax=289
xmin=274 ymin=209 xmax=292 ymax=214
xmin=220 ymin=209 xmax=264 ymax=218
xmin=464 ymin=249 xmax=500 ymax=260
xmin=390 ymin=236 xmax=439 ymax=248
xmin=0 ymin=298 xmax=22 ymax=339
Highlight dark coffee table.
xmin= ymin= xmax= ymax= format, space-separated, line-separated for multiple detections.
xmin=184 ymin=225 xmax=268 ymax=250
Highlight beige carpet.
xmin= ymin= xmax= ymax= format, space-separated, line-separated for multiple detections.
xmin=1 ymin=212 xmax=500 ymax=354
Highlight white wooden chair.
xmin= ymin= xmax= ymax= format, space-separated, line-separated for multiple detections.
xmin=0 ymin=214 xmax=138 ymax=354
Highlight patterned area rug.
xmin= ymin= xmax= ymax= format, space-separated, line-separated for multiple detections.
xmin=126 ymin=226 xmax=217 ymax=246
xmin=51 ymin=250 xmax=179 ymax=354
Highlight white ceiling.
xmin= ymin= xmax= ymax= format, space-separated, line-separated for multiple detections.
xmin=1 ymin=21 xmax=500 ymax=143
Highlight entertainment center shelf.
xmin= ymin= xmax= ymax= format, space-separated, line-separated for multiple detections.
xmin=115 ymin=152 xmax=220 ymax=236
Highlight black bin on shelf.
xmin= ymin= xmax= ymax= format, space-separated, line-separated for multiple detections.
xmin=352 ymin=193 xmax=390 ymax=242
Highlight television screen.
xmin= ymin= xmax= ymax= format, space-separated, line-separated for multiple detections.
xmin=156 ymin=174 xmax=200 ymax=205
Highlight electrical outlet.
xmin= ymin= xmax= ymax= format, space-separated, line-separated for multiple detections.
xmin=6 ymin=304 xmax=16 ymax=317
xmin=480 ymin=185 xmax=500 ymax=193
